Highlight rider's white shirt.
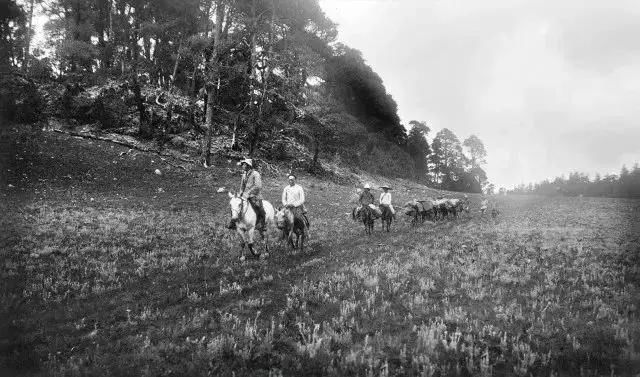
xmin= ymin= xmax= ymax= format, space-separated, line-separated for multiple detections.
xmin=379 ymin=192 xmax=392 ymax=205
xmin=282 ymin=184 xmax=305 ymax=207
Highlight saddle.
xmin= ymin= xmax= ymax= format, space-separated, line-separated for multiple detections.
xmin=287 ymin=206 xmax=310 ymax=228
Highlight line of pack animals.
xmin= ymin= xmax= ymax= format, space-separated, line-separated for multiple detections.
xmin=402 ymin=197 xmax=470 ymax=224
xmin=352 ymin=196 xmax=471 ymax=234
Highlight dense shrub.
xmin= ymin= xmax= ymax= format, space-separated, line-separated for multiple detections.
xmin=55 ymin=80 xmax=129 ymax=129
xmin=0 ymin=72 xmax=46 ymax=125
xmin=28 ymin=57 xmax=54 ymax=82
xmin=358 ymin=134 xmax=416 ymax=179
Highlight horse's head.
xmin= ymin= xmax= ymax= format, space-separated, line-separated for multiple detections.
xmin=228 ymin=192 xmax=244 ymax=221
xmin=275 ymin=207 xmax=287 ymax=229
xmin=275 ymin=206 xmax=293 ymax=229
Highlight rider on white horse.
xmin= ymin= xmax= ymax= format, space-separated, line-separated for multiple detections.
xmin=227 ymin=158 xmax=266 ymax=231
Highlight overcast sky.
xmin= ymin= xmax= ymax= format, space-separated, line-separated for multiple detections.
xmin=320 ymin=0 xmax=640 ymax=188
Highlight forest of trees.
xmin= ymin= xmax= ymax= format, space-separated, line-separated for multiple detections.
xmin=1 ymin=0 xmax=489 ymax=193
xmin=507 ymin=164 xmax=640 ymax=199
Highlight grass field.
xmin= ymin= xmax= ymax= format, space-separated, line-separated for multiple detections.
xmin=2 ymin=126 xmax=640 ymax=376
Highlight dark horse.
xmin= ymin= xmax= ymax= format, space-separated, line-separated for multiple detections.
xmin=380 ymin=205 xmax=393 ymax=232
xmin=275 ymin=206 xmax=308 ymax=253
xmin=353 ymin=206 xmax=375 ymax=235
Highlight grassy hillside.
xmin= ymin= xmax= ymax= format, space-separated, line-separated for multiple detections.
xmin=1 ymin=126 xmax=639 ymax=376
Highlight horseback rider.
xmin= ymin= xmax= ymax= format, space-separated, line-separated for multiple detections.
xmin=356 ymin=184 xmax=380 ymax=218
xmin=379 ymin=185 xmax=396 ymax=219
xmin=227 ymin=158 xmax=266 ymax=231
xmin=480 ymin=195 xmax=489 ymax=215
xmin=282 ymin=174 xmax=310 ymax=227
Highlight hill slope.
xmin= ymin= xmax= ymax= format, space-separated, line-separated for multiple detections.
xmin=2 ymin=126 xmax=639 ymax=376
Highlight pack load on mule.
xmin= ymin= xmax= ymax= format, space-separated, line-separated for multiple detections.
xmin=276 ymin=174 xmax=309 ymax=252
xmin=404 ymin=199 xmax=430 ymax=224
xmin=352 ymin=183 xmax=381 ymax=235
xmin=353 ymin=184 xmax=382 ymax=220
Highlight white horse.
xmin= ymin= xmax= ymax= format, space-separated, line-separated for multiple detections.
xmin=228 ymin=192 xmax=275 ymax=260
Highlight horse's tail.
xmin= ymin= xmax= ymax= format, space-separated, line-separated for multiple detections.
xmin=263 ymin=200 xmax=275 ymax=226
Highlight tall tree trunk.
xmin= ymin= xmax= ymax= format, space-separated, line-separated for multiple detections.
xmin=258 ymin=0 xmax=275 ymax=118
xmin=132 ymin=76 xmax=147 ymax=136
xmin=247 ymin=0 xmax=257 ymax=110
xmin=190 ymin=64 xmax=198 ymax=96
xmin=23 ymin=0 xmax=35 ymax=73
xmin=312 ymin=139 xmax=320 ymax=171
xmin=201 ymin=0 xmax=225 ymax=167
xmin=203 ymin=0 xmax=213 ymax=37
xmin=108 ymin=0 xmax=113 ymax=42
xmin=222 ymin=5 xmax=232 ymax=40
xmin=230 ymin=103 xmax=247 ymax=150
xmin=143 ymin=36 xmax=151 ymax=60
xmin=169 ymin=38 xmax=183 ymax=92
xmin=131 ymin=14 xmax=147 ymax=137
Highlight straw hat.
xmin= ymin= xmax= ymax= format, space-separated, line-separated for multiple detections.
xmin=237 ymin=158 xmax=253 ymax=167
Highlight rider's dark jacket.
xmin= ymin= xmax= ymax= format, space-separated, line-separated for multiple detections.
xmin=359 ymin=190 xmax=374 ymax=206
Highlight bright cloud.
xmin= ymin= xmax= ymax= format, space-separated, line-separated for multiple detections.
xmin=320 ymin=0 xmax=640 ymax=188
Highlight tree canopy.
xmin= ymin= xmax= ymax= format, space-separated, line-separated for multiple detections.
xmin=3 ymin=0 xmax=494 ymax=192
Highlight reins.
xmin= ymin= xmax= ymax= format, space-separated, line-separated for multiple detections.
xmin=232 ymin=197 xmax=251 ymax=222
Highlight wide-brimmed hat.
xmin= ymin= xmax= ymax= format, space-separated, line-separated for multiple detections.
xmin=237 ymin=158 xmax=253 ymax=167
xmin=380 ymin=185 xmax=392 ymax=190
xmin=364 ymin=183 xmax=371 ymax=189
xmin=288 ymin=174 xmax=296 ymax=180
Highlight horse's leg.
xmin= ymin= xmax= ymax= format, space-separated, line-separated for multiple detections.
xmin=248 ymin=229 xmax=260 ymax=256
xmin=263 ymin=230 xmax=269 ymax=255
xmin=300 ymin=231 xmax=305 ymax=253
xmin=238 ymin=231 xmax=246 ymax=261
xmin=288 ymin=229 xmax=295 ymax=250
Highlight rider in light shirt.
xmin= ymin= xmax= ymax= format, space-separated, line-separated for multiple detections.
xmin=379 ymin=185 xmax=396 ymax=218
xmin=282 ymin=174 xmax=309 ymax=226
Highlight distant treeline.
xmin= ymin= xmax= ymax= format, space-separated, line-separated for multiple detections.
xmin=507 ymin=164 xmax=640 ymax=199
